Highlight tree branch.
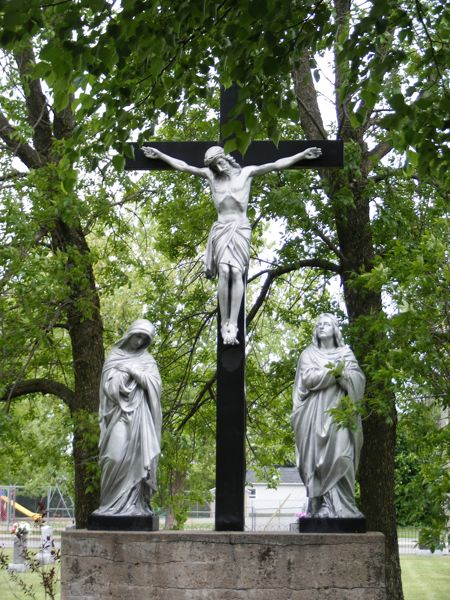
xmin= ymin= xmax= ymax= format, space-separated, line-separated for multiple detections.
xmin=15 ymin=46 xmax=53 ymax=160
xmin=170 ymin=308 xmax=217 ymax=415
xmin=415 ymin=0 xmax=443 ymax=81
xmin=1 ymin=378 xmax=75 ymax=409
xmin=53 ymin=96 xmax=75 ymax=140
xmin=292 ymin=50 xmax=328 ymax=140
xmin=368 ymin=141 xmax=393 ymax=161
xmin=173 ymin=254 xmax=341 ymax=431
xmin=308 ymin=220 xmax=346 ymax=261
xmin=334 ymin=0 xmax=353 ymax=140
xmin=0 ymin=170 xmax=27 ymax=183
xmin=0 ymin=110 xmax=42 ymax=168
xmin=248 ymin=258 xmax=341 ymax=285
xmin=247 ymin=259 xmax=340 ymax=325
xmin=174 ymin=371 xmax=216 ymax=432
xmin=0 ymin=227 xmax=48 ymax=290
xmin=370 ymin=168 xmax=402 ymax=183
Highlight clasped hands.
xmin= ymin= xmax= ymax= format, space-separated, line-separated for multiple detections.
xmin=326 ymin=360 xmax=349 ymax=390
xmin=118 ymin=363 xmax=143 ymax=386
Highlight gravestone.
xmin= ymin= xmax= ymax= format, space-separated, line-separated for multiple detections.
xmin=8 ymin=532 xmax=28 ymax=573
xmin=38 ymin=524 xmax=55 ymax=565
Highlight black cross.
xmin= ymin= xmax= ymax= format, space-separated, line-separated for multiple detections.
xmin=126 ymin=86 xmax=343 ymax=531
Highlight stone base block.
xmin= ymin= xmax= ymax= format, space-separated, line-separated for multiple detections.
xmin=61 ymin=530 xmax=385 ymax=599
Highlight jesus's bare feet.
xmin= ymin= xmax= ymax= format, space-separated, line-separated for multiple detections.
xmin=221 ymin=321 xmax=239 ymax=345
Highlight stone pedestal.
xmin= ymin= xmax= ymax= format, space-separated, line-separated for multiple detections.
xmin=61 ymin=530 xmax=386 ymax=599
xmin=299 ymin=517 xmax=367 ymax=533
xmin=87 ymin=514 xmax=159 ymax=531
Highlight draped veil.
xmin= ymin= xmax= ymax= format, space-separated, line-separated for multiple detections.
xmin=94 ymin=320 xmax=162 ymax=516
xmin=291 ymin=315 xmax=365 ymax=518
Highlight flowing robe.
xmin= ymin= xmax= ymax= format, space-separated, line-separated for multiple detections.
xmin=291 ymin=344 xmax=365 ymax=518
xmin=93 ymin=333 xmax=162 ymax=516
xmin=204 ymin=219 xmax=251 ymax=278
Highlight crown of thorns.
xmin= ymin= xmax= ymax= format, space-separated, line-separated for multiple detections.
xmin=204 ymin=146 xmax=225 ymax=166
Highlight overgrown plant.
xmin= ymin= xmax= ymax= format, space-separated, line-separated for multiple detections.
xmin=0 ymin=547 xmax=61 ymax=600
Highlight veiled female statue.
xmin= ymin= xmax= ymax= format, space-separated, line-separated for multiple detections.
xmin=291 ymin=314 xmax=365 ymax=518
xmin=93 ymin=319 xmax=162 ymax=517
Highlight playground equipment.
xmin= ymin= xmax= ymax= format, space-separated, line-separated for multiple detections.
xmin=1 ymin=483 xmax=74 ymax=525
xmin=1 ymin=495 xmax=42 ymax=521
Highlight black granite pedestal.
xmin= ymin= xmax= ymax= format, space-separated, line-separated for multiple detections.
xmin=299 ymin=516 xmax=367 ymax=533
xmin=87 ymin=514 xmax=159 ymax=531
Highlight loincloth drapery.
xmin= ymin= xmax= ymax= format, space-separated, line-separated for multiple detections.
xmin=204 ymin=220 xmax=251 ymax=279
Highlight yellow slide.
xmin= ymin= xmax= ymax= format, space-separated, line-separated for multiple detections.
xmin=0 ymin=495 xmax=41 ymax=520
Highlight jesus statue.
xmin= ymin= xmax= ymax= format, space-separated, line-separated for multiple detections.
xmin=142 ymin=144 xmax=322 ymax=345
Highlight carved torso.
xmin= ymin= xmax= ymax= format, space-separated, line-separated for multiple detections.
xmin=208 ymin=168 xmax=253 ymax=223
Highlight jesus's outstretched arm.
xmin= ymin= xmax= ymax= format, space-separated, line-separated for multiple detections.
xmin=142 ymin=146 xmax=209 ymax=178
xmin=246 ymin=147 xmax=322 ymax=177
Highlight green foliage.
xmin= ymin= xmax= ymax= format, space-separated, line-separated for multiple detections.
xmin=325 ymin=360 xmax=344 ymax=379
xmin=0 ymin=397 xmax=73 ymax=495
xmin=395 ymin=404 xmax=450 ymax=551
xmin=72 ymin=409 xmax=100 ymax=498
xmin=155 ymin=430 xmax=215 ymax=529
xmin=0 ymin=1 xmax=333 ymax=155
xmin=341 ymin=0 xmax=450 ymax=184
xmin=327 ymin=395 xmax=363 ymax=432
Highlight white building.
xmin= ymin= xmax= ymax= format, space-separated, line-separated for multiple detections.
xmin=245 ymin=467 xmax=307 ymax=531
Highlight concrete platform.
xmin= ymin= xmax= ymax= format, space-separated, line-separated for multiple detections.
xmin=61 ymin=530 xmax=386 ymax=599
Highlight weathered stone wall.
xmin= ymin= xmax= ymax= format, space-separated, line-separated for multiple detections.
xmin=61 ymin=530 xmax=385 ymax=599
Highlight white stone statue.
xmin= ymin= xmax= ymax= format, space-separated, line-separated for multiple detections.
xmin=93 ymin=319 xmax=162 ymax=517
xmin=142 ymin=145 xmax=321 ymax=345
xmin=291 ymin=314 xmax=365 ymax=518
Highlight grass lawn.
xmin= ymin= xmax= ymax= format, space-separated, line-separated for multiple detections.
xmin=0 ymin=549 xmax=60 ymax=600
xmin=401 ymin=555 xmax=450 ymax=600
xmin=0 ymin=570 xmax=59 ymax=600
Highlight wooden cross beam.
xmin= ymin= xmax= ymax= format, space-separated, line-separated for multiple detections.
xmin=125 ymin=86 xmax=343 ymax=532
xmin=127 ymin=139 xmax=342 ymax=170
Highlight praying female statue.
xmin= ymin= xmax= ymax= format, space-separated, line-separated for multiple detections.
xmin=93 ymin=319 xmax=162 ymax=517
xmin=292 ymin=314 xmax=365 ymax=518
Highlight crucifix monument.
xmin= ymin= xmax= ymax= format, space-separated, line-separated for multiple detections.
xmin=126 ymin=85 xmax=343 ymax=531
xmin=142 ymin=144 xmax=321 ymax=344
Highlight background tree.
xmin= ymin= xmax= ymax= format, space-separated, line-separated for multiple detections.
xmin=0 ymin=40 xmax=108 ymax=525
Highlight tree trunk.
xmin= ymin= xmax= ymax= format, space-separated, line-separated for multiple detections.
xmin=336 ymin=212 xmax=402 ymax=599
xmin=360 ymin=409 xmax=402 ymax=598
xmin=0 ymin=47 xmax=107 ymax=527
xmin=164 ymin=469 xmax=187 ymax=530
xmin=69 ymin=299 xmax=104 ymax=527
xmin=293 ymin=32 xmax=404 ymax=597
xmin=54 ymin=220 xmax=105 ymax=527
